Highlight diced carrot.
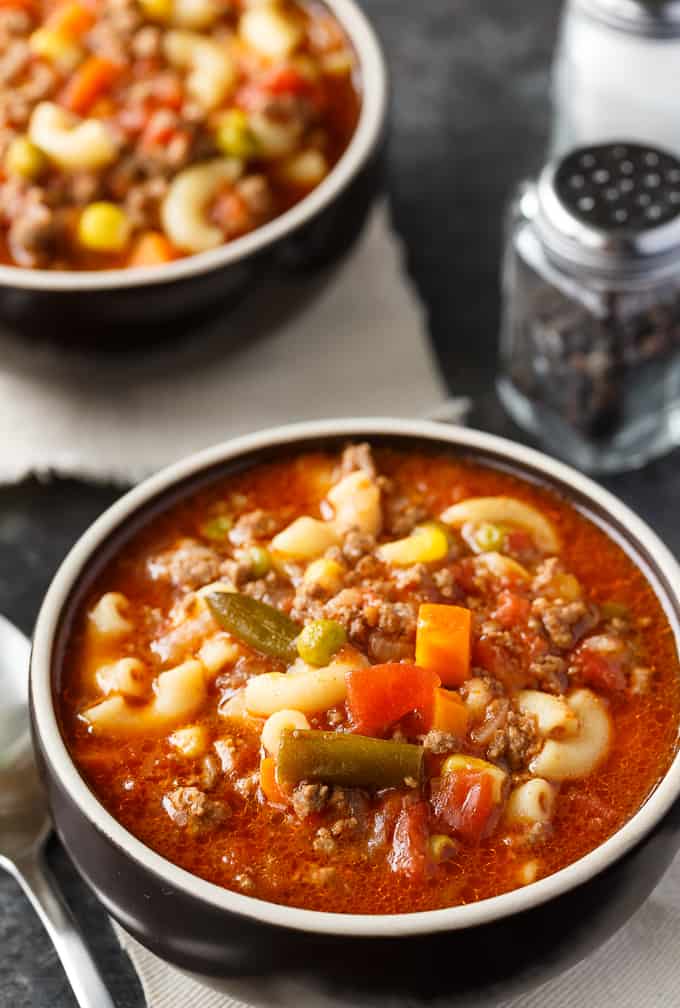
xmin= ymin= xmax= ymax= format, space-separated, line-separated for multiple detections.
xmin=0 ymin=0 xmax=36 ymax=11
xmin=432 ymin=688 xmax=468 ymax=737
xmin=415 ymin=604 xmax=472 ymax=687
xmin=62 ymin=56 xmax=120 ymax=116
xmin=259 ymin=757 xmax=288 ymax=806
xmin=46 ymin=0 xmax=95 ymax=38
xmin=346 ymin=663 xmax=440 ymax=738
xmin=127 ymin=232 xmax=178 ymax=267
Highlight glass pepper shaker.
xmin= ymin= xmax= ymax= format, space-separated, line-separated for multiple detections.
xmin=552 ymin=0 xmax=680 ymax=157
xmin=498 ymin=141 xmax=680 ymax=473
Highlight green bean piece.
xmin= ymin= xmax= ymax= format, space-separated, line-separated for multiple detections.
xmin=297 ymin=619 xmax=347 ymax=666
xmin=206 ymin=591 xmax=300 ymax=661
xmin=201 ymin=515 xmax=233 ymax=541
xmin=277 ymin=730 xmax=424 ymax=790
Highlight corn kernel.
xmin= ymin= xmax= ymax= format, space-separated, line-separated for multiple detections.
xmin=29 ymin=27 xmax=82 ymax=70
xmin=303 ymin=557 xmax=345 ymax=594
xmin=377 ymin=522 xmax=449 ymax=567
xmin=215 ymin=109 xmax=259 ymax=159
xmin=78 ymin=202 xmax=131 ymax=253
xmin=5 ymin=136 xmax=45 ymax=180
xmin=139 ymin=0 xmax=173 ymax=21
xmin=429 ymin=834 xmax=457 ymax=864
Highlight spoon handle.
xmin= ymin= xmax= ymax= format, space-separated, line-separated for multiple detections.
xmin=11 ymin=847 xmax=117 ymax=1008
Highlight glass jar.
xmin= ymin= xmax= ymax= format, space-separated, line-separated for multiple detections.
xmin=552 ymin=0 xmax=680 ymax=157
xmin=498 ymin=142 xmax=680 ymax=473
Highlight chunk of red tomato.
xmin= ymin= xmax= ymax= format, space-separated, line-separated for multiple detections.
xmin=387 ymin=800 xmax=433 ymax=880
xmin=431 ymin=770 xmax=496 ymax=844
xmin=346 ymin=663 xmax=439 ymax=737
xmin=473 ymin=635 xmax=527 ymax=692
xmin=492 ymin=589 xmax=531 ymax=629
xmin=573 ymin=637 xmax=627 ymax=693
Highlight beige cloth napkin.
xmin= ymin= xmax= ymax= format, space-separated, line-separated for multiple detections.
xmin=114 ymin=848 xmax=680 ymax=1007
xmin=0 ymin=205 xmax=461 ymax=485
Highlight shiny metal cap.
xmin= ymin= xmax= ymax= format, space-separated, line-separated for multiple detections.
xmin=576 ymin=0 xmax=680 ymax=37
xmin=534 ymin=142 xmax=680 ymax=278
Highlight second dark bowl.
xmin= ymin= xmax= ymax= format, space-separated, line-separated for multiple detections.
xmin=0 ymin=0 xmax=387 ymax=351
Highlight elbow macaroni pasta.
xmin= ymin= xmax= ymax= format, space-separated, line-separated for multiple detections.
xmin=529 ymin=689 xmax=612 ymax=782
xmin=89 ymin=592 xmax=132 ymax=637
xmin=85 ymin=659 xmax=207 ymax=737
xmin=505 ymin=778 xmax=556 ymax=826
xmin=161 ymin=158 xmax=244 ymax=252
xmin=441 ymin=496 xmax=560 ymax=553
xmin=517 ymin=690 xmax=579 ymax=739
xmin=29 ymin=102 xmax=117 ymax=171
xmin=163 ymin=30 xmax=236 ymax=109
xmin=239 ymin=4 xmax=303 ymax=58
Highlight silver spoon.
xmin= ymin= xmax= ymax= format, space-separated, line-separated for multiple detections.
xmin=0 ymin=613 xmax=116 ymax=1008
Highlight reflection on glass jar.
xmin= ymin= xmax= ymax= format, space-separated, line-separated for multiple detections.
xmin=499 ymin=144 xmax=680 ymax=473
xmin=552 ymin=0 xmax=680 ymax=157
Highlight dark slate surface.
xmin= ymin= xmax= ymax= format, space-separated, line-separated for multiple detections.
xmin=2 ymin=1 xmax=679 ymax=1005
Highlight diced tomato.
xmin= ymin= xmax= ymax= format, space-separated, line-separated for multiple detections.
xmin=346 ymin=663 xmax=440 ymax=738
xmin=430 ymin=770 xmax=496 ymax=844
xmin=211 ymin=188 xmax=251 ymax=238
xmin=505 ymin=529 xmax=533 ymax=555
xmin=387 ymin=800 xmax=433 ymax=880
xmin=573 ymin=641 xmax=627 ymax=693
xmin=261 ymin=65 xmax=311 ymax=96
xmin=491 ymin=589 xmax=531 ymax=629
xmin=151 ymin=74 xmax=184 ymax=111
xmin=473 ymin=635 xmax=526 ymax=691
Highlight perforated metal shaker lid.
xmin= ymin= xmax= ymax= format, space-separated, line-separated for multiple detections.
xmin=534 ymin=142 xmax=680 ymax=278
xmin=575 ymin=0 xmax=680 ymax=37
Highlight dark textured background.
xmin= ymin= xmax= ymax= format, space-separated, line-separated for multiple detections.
xmin=2 ymin=1 xmax=679 ymax=1004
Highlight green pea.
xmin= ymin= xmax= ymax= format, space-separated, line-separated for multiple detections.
xmin=201 ymin=515 xmax=233 ymax=541
xmin=474 ymin=522 xmax=504 ymax=553
xmin=248 ymin=545 xmax=272 ymax=578
xmin=297 ymin=619 xmax=347 ymax=667
xmin=215 ymin=110 xmax=259 ymax=159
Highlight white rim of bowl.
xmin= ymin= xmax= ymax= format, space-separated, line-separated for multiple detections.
xmin=31 ymin=418 xmax=680 ymax=938
xmin=0 ymin=0 xmax=387 ymax=293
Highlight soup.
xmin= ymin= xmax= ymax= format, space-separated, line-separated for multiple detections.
xmin=0 ymin=0 xmax=360 ymax=270
xmin=58 ymin=444 xmax=680 ymax=914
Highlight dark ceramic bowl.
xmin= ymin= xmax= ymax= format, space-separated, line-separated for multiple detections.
xmin=30 ymin=420 xmax=680 ymax=1006
xmin=0 ymin=1 xmax=387 ymax=350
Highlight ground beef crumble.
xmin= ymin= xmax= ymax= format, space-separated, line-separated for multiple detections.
xmin=291 ymin=782 xmax=330 ymax=819
xmin=162 ymin=787 xmax=230 ymax=830
xmin=532 ymin=598 xmax=596 ymax=650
